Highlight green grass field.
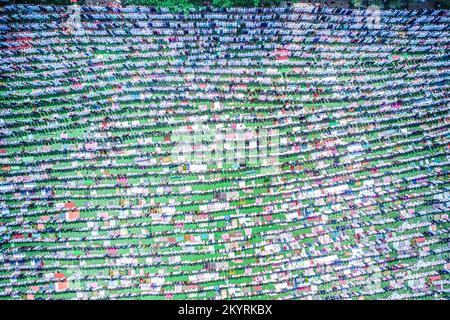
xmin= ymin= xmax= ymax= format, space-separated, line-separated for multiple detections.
xmin=0 ymin=4 xmax=449 ymax=300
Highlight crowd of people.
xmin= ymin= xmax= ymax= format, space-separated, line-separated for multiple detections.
xmin=0 ymin=4 xmax=449 ymax=300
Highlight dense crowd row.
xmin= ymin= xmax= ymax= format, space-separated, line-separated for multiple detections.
xmin=0 ymin=4 xmax=449 ymax=299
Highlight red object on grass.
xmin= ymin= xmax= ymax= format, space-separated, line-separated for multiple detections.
xmin=65 ymin=202 xmax=76 ymax=209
